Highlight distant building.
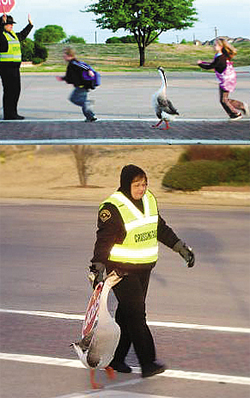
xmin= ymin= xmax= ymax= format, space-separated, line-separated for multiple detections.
xmin=193 ymin=40 xmax=202 ymax=46
xmin=202 ymin=37 xmax=250 ymax=45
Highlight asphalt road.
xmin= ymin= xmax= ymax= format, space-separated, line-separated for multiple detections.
xmin=0 ymin=202 xmax=250 ymax=398
xmin=0 ymin=72 xmax=249 ymax=144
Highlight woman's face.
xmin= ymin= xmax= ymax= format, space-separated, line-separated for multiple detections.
xmin=130 ymin=177 xmax=147 ymax=200
xmin=4 ymin=24 xmax=13 ymax=32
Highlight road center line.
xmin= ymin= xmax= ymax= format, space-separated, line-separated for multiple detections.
xmin=0 ymin=352 xmax=249 ymax=386
xmin=0 ymin=308 xmax=249 ymax=334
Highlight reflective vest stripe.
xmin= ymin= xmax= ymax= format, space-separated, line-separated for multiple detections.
xmin=125 ymin=215 xmax=158 ymax=232
xmin=0 ymin=31 xmax=21 ymax=62
xmin=110 ymin=246 xmax=158 ymax=260
xmin=0 ymin=54 xmax=21 ymax=59
xmin=102 ymin=190 xmax=159 ymax=264
xmin=110 ymin=192 xmax=146 ymax=219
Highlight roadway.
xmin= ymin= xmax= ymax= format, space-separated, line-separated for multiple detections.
xmin=0 ymin=202 xmax=250 ymax=398
xmin=0 ymin=72 xmax=249 ymax=144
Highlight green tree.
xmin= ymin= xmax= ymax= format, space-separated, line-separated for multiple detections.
xmin=85 ymin=0 xmax=197 ymax=66
xmin=34 ymin=25 xmax=66 ymax=43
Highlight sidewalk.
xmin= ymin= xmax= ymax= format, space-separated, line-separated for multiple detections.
xmin=0 ymin=119 xmax=249 ymax=144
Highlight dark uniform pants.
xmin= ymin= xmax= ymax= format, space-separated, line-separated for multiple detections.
xmin=112 ymin=270 xmax=156 ymax=368
xmin=0 ymin=64 xmax=21 ymax=119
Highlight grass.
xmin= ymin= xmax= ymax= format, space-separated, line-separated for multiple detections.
xmin=20 ymin=41 xmax=250 ymax=73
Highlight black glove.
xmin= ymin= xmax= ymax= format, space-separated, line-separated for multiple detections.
xmin=89 ymin=262 xmax=105 ymax=289
xmin=172 ymin=240 xmax=195 ymax=268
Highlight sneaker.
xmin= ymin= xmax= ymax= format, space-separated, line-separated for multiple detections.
xmin=230 ymin=113 xmax=243 ymax=121
xmin=109 ymin=360 xmax=132 ymax=373
xmin=141 ymin=361 xmax=166 ymax=378
xmin=242 ymin=102 xmax=249 ymax=116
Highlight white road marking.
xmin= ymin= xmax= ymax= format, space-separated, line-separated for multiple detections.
xmin=0 ymin=308 xmax=85 ymax=320
xmin=1 ymin=308 xmax=249 ymax=334
xmin=0 ymin=353 xmax=250 ymax=386
xmin=53 ymin=391 xmax=175 ymax=398
xmin=1 ymin=139 xmax=249 ymax=146
xmin=147 ymin=321 xmax=250 ymax=334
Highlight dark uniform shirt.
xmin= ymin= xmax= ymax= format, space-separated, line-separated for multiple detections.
xmin=91 ymin=201 xmax=180 ymax=274
xmin=0 ymin=23 xmax=33 ymax=68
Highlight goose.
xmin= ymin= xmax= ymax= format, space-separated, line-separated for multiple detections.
xmin=71 ymin=270 xmax=122 ymax=389
xmin=152 ymin=66 xmax=179 ymax=130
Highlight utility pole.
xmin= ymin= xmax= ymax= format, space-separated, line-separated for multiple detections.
xmin=95 ymin=31 xmax=97 ymax=44
xmin=214 ymin=27 xmax=218 ymax=38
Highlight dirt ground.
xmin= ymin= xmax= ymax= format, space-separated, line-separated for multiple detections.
xmin=0 ymin=145 xmax=249 ymax=208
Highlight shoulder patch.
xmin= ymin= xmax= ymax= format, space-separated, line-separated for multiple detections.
xmin=99 ymin=209 xmax=111 ymax=222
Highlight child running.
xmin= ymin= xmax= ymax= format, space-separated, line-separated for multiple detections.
xmin=57 ymin=47 xmax=97 ymax=122
xmin=197 ymin=38 xmax=249 ymax=121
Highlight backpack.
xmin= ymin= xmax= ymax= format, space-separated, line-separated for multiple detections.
xmin=215 ymin=60 xmax=236 ymax=92
xmin=75 ymin=60 xmax=101 ymax=90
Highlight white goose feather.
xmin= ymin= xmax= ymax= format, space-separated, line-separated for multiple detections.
xmin=152 ymin=66 xmax=179 ymax=129
xmin=72 ymin=271 xmax=122 ymax=370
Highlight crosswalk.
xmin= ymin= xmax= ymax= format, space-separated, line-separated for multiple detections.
xmin=1 ymin=352 xmax=250 ymax=386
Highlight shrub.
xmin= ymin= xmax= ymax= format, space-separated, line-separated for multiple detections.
xmin=106 ymin=36 xmax=123 ymax=44
xmin=179 ymin=145 xmax=233 ymax=162
xmin=65 ymin=35 xmax=86 ymax=44
xmin=21 ymin=39 xmax=48 ymax=63
xmin=106 ymin=33 xmax=159 ymax=44
xmin=120 ymin=35 xmax=136 ymax=43
xmin=34 ymin=42 xmax=48 ymax=61
xmin=230 ymin=147 xmax=250 ymax=162
xmin=179 ymin=146 xmax=250 ymax=165
xmin=21 ymin=38 xmax=35 ymax=61
xmin=162 ymin=159 xmax=250 ymax=191
xmin=32 ymin=57 xmax=43 ymax=65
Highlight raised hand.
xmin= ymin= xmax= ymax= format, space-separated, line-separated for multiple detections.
xmin=28 ymin=13 xmax=33 ymax=25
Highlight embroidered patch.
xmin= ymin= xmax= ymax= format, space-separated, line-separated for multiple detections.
xmin=99 ymin=209 xmax=111 ymax=222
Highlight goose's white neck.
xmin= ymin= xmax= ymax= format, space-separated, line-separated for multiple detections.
xmin=98 ymin=282 xmax=110 ymax=315
xmin=98 ymin=274 xmax=121 ymax=317
xmin=159 ymin=69 xmax=167 ymax=89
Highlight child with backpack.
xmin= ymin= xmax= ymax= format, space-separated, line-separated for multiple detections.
xmin=197 ymin=38 xmax=248 ymax=121
xmin=57 ymin=47 xmax=100 ymax=122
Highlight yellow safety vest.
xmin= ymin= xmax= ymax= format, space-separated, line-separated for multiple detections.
xmin=0 ymin=31 xmax=21 ymax=62
xmin=101 ymin=190 xmax=159 ymax=264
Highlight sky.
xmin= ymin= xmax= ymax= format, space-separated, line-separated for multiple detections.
xmin=7 ymin=0 xmax=250 ymax=44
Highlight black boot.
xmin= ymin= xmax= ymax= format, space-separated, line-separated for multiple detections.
xmin=141 ymin=361 xmax=166 ymax=378
xmin=109 ymin=359 xmax=132 ymax=373
xmin=4 ymin=114 xmax=25 ymax=120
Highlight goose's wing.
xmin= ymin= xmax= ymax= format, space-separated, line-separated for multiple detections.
xmin=156 ymin=109 xmax=162 ymax=119
xmin=87 ymin=318 xmax=120 ymax=369
xmin=164 ymin=99 xmax=179 ymax=115
xmin=157 ymin=96 xmax=168 ymax=108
